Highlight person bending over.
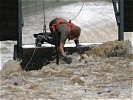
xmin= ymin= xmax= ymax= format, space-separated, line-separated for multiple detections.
xmin=34 ymin=18 xmax=81 ymax=64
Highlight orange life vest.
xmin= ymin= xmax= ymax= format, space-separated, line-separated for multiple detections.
xmin=49 ymin=18 xmax=80 ymax=40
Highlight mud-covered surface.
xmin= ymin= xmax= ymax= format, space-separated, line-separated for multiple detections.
xmin=0 ymin=55 xmax=133 ymax=99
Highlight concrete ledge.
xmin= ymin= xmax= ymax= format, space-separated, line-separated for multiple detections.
xmin=22 ymin=43 xmax=102 ymax=48
xmin=20 ymin=43 xmax=102 ymax=71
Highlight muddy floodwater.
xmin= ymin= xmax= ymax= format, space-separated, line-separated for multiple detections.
xmin=0 ymin=0 xmax=133 ymax=99
xmin=0 ymin=0 xmax=132 ymax=68
xmin=1 ymin=40 xmax=133 ymax=99
xmin=0 ymin=53 xmax=133 ymax=99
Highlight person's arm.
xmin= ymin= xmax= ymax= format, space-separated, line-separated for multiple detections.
xmin=59 ymin=42 xmax=72 ymax=64
xmin=57 ymin=24 xmax=72 ymax=64
xmin=59 ymin=37 xmax=67 ymax=57
xmin=57 ymin=24 xmax=68 ymax=56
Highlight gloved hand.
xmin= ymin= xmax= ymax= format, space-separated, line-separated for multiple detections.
xmin=60 ymin=56 xmax=72 ymax=64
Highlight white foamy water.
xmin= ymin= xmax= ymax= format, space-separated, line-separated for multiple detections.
xmin=22 ymin=1 xmax=132 ymax=44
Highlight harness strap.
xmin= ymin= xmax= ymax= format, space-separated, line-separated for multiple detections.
xmin=66 ymin=22 xmax=79 ymax=40
xmin=66 ymin=22 xmax=74 ymax=32
xmin=49 ymin=19 xmax=64 ymax=30
xmin=49 ymin=18 xmax=79 ymax=40
xmin=50 ymin=18 xmax=72 ymax=31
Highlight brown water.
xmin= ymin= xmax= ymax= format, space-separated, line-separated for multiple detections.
xmin=1 ymin=1 xmax=132 ymax=69
xmin=0 ymin=54 xmax=133 ymax=99
xmin=0 ymin=1 xmax=133 ymax=99
xmin=1 ymin=40 xmax=133 ymax=99
xmin=0 ymin=1 xmax=132 ymax=67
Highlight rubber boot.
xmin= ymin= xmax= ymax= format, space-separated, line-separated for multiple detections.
xmin=74 ymin=39 xmax=79 ymax=47
xmin=60 ymin=55 xmax=72 ymax=64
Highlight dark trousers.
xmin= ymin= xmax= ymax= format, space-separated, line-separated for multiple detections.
xmin=35 ymin=35 xmax=55 ymax=46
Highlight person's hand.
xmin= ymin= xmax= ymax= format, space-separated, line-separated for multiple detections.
xmin=60 ymin=56 xmax=72 ymax=64
xmin=65 ymin=57 xmax=72 ymax=64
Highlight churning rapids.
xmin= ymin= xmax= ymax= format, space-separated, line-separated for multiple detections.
xmin=0 ymin=0 xmax=133 ymax=99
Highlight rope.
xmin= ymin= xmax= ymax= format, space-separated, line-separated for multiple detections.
xmin=23 ymin=0 xmax=46 ymax=70
xmin=70 ymin=0 xmax=84 ymax=21
xmin=42 ymin=0 xmax=47 ymax=35
xmin=24 ymin=46 xmax=37 ymax=70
